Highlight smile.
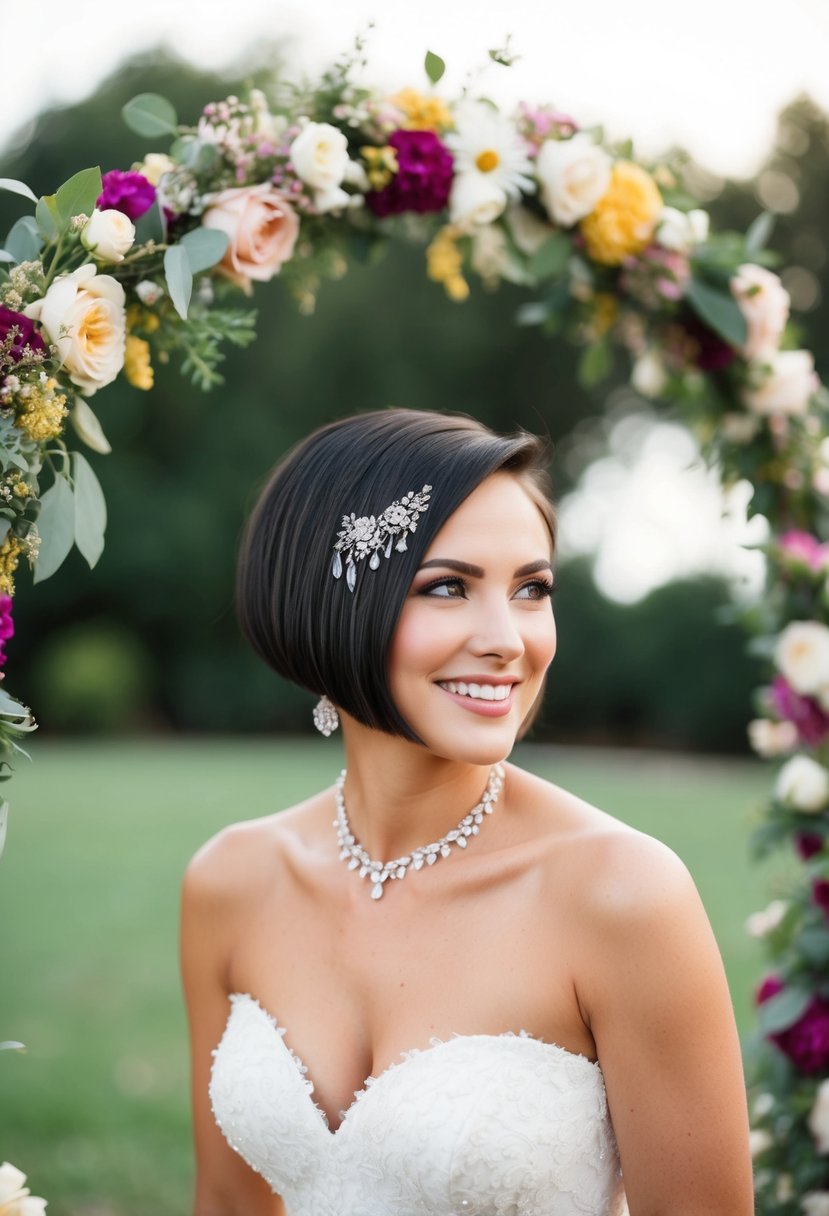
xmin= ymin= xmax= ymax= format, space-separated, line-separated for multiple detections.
xmin=437 ymin=680 xmax=514 ymax=701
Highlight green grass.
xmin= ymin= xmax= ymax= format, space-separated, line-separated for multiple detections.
xmin=0 ymin=738 xmax=792 ymax=1215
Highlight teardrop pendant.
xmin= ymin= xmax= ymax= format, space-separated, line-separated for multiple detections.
xmin=332 ymin=550 xmax=343 ymax=579
xmin=346 ymin=561 xmax=357 ymax=592
xmin=369 ymin=550 xmax=380 ymax=570
xmin=371 ymin=882 xmax=384 ymax=900
xmin=385 ymin=534 xmax=394 ymax=558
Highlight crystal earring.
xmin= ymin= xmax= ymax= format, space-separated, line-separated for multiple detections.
xmin=313 ymin=695 xmax=339 ymax=736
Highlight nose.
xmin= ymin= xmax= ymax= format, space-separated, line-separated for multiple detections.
xmin=467 ymin=597 xmax=525 ymax=663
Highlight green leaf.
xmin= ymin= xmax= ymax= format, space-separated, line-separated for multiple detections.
xmin=72 ymin=451 xmax=107 ymax=569
xmin=164 ymin=245 xmax=193 ymax=321
xmin=33 ymin=474 xmax=75 ymax=584
xmin=55 ymin=167 xmax=102 ymax=226
xmin=577 ymin=338 xmax=613 ymax=388
xmin=424 ymin=50 xmax=446 ymax=85
xmin=757 ymin=985 xmax=813 ymax=1035
xmin=745 ymin=211 xmax=775 ymax=257
xmin=529 ymin=232 xmax=571 ymax=281
xmin=4 ymin=216 xmax=42 ymax=263
xmin=122 ymin=93 xmax=178 ymax=139
xmin=70 ymin=397 xmax=111 ymax=455
xmin=181 ymin=227 xmax=230 ymax=274
xmin=0 ymin=251 xmax=14 ymax=264
xmin=0 ymin=179 xmax=37 ymax=205
xmin=0 ymin=800 xmax=6 ymax=861
xmin=795 ymin=926 xmax=829 ymax=966
xmin=515 ymin=302 xmax=550 ymax=327
xmin=132 ymin=197 xmax=166 ymax=247
xmin=0 ymin=1041 xmax=26 ymax=1052
xmin=685 ymin=276 xmax=747 ymax=349
xmin=35 ymin=195 xmax=58 ymax=240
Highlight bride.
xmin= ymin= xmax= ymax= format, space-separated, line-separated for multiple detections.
xmin=180 ymin=407 xmax=753 ymax=1215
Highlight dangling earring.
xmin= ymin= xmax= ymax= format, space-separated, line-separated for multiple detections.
xmin=313 ymin=695 xmax=339 ymax=736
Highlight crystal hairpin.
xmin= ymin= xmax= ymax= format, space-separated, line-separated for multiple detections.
xmin=331 ymin=484 xmax=432 ymax=592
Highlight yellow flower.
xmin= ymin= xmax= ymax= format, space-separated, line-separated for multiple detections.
xmin=0 ymin=534 xmax=23 ymax=596
xmin=590 ymin=292 xmax=619 ymax=337
xmin=390 ymin=88 xmax=453 ymax=133
xmin=16 ymin=383 xmax=68 ymax=442
xmin=361 ymin=145 xmax=399 ymax=191
xmin=426 ymin=226 xmax=469 ymax=302
xmin=580 ymin=161 xmax=662 ymax=266
xmin=124 ymin=335 xmax=154 ymax=391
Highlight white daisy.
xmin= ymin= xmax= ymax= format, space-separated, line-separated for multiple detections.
xmin=446 ymin=102 xmax=535 ymax=200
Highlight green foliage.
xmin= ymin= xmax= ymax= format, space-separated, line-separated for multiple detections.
xmin=424 ymin=50 xmax=446 ymax=85
xmin=72 ymin=451 xmax=107 ymax=568
xmin=121 ymin=92 xmax=179 ymax=138
xmin=685 ymin=275 xmax=748 ymax=347
xmin=32 ymin=473 xmax=74 ymax=583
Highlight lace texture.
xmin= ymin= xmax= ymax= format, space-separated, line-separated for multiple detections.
xmin=209 ymin=992 xmax=627 ymax=1216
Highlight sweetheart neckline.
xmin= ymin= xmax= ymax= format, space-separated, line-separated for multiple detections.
xmin=217 ymin=990 xmax=603 ymax=1139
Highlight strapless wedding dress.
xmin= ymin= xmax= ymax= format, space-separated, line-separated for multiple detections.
xmin=210 ymin=992 xmax=627 ymax=1216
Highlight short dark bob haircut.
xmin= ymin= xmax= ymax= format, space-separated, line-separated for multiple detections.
xmin=236 ymin=408 xmax=557 ymax=742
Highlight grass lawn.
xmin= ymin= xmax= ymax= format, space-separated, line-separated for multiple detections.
xmin=0 ymin=737 xmax=793 ymax=1215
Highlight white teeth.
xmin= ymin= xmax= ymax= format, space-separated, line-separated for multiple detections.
xmin=439 ymin=681 xmax=513 ymax=701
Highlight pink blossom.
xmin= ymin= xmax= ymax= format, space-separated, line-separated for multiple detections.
xmin=777 ymin=530 xmax=829 ymax=573
xmin=770 ymin=676 xmax=829 ymax=747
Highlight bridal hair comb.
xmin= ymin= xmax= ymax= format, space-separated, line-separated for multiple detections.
xmin=331 ymin=485 xmax=432 ymax=592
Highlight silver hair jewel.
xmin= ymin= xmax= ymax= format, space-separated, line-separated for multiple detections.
xmin=313 ymin=695 xmax=339 ymax=736
xmin=331 ymin=484 xmax=432 ymax=592
xmin=334 ymin=764 xmax=505 ymax=901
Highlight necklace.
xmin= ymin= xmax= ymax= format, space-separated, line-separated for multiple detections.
xmin=333 ymin=764 xmax=506 ymax=900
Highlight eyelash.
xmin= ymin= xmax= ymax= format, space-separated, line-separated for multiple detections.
xmin=420 ymin=577 xmax=555 ymax=601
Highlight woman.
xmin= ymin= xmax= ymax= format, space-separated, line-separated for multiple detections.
xmin=181 ymin=407 xmax=753 ymax=1216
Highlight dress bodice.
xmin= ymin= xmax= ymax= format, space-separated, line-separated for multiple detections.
xmin=209 ymin=992 xmax=626 ymax=1215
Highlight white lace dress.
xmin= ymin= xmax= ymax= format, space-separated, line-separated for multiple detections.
xmin=209 ymin=993 xmax=626 ymax=1215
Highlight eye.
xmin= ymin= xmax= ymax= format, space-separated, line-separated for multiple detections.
xmin=419 ymin=577 xmax=467 ymax=598
xmin=514 ymin=579 xmax=555 ymax=601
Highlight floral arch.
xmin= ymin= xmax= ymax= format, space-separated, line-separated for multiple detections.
xmin=1 ymin=42 xmax=828 ymax=1210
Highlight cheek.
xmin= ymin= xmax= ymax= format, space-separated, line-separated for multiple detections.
xmin=389 ymin=604 xmax=454 ymax=685
xmin=528 ymin=609 xmax=557 ymax=671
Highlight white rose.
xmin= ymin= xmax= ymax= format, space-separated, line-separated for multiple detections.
xmin=81 ymin=208 xmax=135 ymax=263
xmin=775 ymin=754 xmax=829 ymax=812
xmin=748 ymin=718 xmax=798 ymax=757
xmin=505 ymin=203 xmax=554 ymax=255
xmin=809 ymin=1079 xmax=829 ymax=1154
xmin=136 ymin=153 xmax=176 ymax=187
xmin=449 ymin=171 xmax=506 ymax=228
xmin=0 ymin=1160 xmax=47 ymax=1215
xmin=289 ymin=122 xmax=350 ymax=191
xmin=0 ymin=1163 xmax=27 ymax=1201
xmin=749 ymin=1128 xmax=773 ymax=1157
xmin=743 ymin=349 xmax=819 ymax=417
xmin=24 ymin=264 xmax=125 ymax=396
xmin=656 ymin=206 xmax=709 ymax=253
xmin=745 ymin=899 xmax=788 ymax=938
xmin=775 ymin=620 xmax=829 ymax=695
xmin=313 ymin=185 xmax=353 ymax=214
xmin=803 ymin=1194 xmax=829 ymax=1216
xmin=631 ymin=350 xmax=667 ymax=398
xmin=535 ymin=134 xmax=612 ymax=227
xmin=731 ymin=263 xmax=790 ymax=360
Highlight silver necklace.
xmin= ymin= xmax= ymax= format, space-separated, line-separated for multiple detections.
xmin=334 ymin=764 xmax=506 ymax=900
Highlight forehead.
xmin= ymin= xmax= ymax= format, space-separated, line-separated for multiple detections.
xmin=424 ymin=473 xmax=552 ymax=560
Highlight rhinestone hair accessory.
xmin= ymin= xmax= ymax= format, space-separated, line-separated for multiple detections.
xmin=331 ymin=484 xmax=432 ymax=592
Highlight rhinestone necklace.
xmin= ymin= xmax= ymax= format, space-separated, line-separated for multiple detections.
xmin=333 ymin=764 xmax=506 ymax=901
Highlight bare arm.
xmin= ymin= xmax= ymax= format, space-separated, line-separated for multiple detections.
xmin=577 ymin=832 xmax=753 ymax=1215
xmin=180 ymin=826 xmax=285 ymax=1216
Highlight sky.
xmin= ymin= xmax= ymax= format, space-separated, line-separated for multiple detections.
xmin=4 ymin=0 xmax=825 ymax=601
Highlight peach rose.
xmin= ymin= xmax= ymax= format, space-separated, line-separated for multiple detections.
xmin=24 ymin=264 xmax=126 ymax=396
xmin=731 ymin=264 xmax=790 ymax=360
xmin=743 ymin=349 xmax=819 ymax=417
xmin=201 ymin=184 xmax=300 ymax=294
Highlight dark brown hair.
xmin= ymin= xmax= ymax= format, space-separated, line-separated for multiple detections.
xmin=236 ymin=408 xmax=556 ymax=740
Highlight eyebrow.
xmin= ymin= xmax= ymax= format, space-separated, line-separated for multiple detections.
xmin=418 ymin=558 xmax=553 ymax=578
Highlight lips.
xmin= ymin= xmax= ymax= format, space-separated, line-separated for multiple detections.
xmin=436 ymin=678 xmax=519 ymax=717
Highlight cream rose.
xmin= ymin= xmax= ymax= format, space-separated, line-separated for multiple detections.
xmin=137 ymin=153 xmax=176 ymax=186
xmin=289 ymin=121 xmax=350 ymax=191
xmin=449 ymin=172 xmax=506 ymax=228
xmin=0 ymin=1160 xmax=47 ymax=1215
xmin=731 ymin=263 xmax=790 ymax=361
xmin=748 ymin=717 xmax=798 ymax=757
xmin=775 ymin=754 xmax=829 ymax=812
xmin=803 ymin=1194 xmax=829 ymax=1216
xmin=81 ymin=208 xmax=135 ymax=263
xmin=809 ymin=1079 xmax=829 ymax=1154
xmin=749 ymin=1128 xmax=773 ymax=1158
xmin=201 ymin=184 xmax=300 ymax=294
xmin=631 ymin=350 xmax=667 ymax=398
xmin=775 ymin=620 xmax=829 ymax=694
xmin=24 ymin=264 xmax=125 ymax=396
xmin=656 ymin=206 xmax=710 ymax=253
xmin=535 ymin=135 xmax=612 ymax=227
xmin=743 ymin=349 xmax=819 ymax=417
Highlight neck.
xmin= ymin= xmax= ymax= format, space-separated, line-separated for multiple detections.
xmin=336 ymin=717 xmax=502 ymax=862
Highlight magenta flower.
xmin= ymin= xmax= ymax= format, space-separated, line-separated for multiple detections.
xmin=757 ymin=975 xmax=829 ymax=1074
xmin=0 ymin=594 xmax=14 ymax=675
xmin=770 ymin=675 xmax=829 ymax=747
xmin=776 ymin=530 xmax=829 ymax=574
xmin=365 ymin=130 xmax=453 ymax=218
xmin=680 ymin=311 xmax=737 ymax=372
xmin=0 ymin=308 xmax=46 ymax=362
xmin=813 ymin=879 xmax=829 ymax=919
xmin=796 ymin=832 xmax=825 ymax=861
xmin=98 ymin=170 xmax=156 ymax=221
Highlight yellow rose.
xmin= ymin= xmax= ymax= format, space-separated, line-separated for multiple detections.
xmin=580 ymin=162 xmax=662 ymax=266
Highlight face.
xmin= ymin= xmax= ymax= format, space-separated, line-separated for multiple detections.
xmin=388 ymin=472 xmax=557 ymax=764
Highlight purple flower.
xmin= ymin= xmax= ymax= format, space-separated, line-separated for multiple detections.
xmin=0 ymin=595 xmax=14 ymax=673
xmin=813 ymin=879 xmax=829 ymax=919
xmin=98 ymin=170 xmax=156 ymax=221
xmin=797 ymin=832 xmax=825 ymax=861
xmin=757 ymin=975 xmax=829 ymax=1074
xmin=0 ymin=308 xmax=46 ymax=362
xmin=680 ymin=310 xmax=737 ymax=372
xmin=770 ymin=675 xmax=829 ymax=747
xmin=365 ymin=130 xmax=453 ymax=219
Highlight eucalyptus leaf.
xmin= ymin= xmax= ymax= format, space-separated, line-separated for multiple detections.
xmin=529 ymin=232 xmax=571 ymax=281
xmin=515 ymin=302 xmax=549 ymax=327
xmin=685 ymin=277 xmax=747 ymax=348
xmin=70 ymin=398 xmax=112 ymax=455
xmin=133 ymin=197 xmax=166 ymax=247
xmin=0 ymin=178 xmax=37 ymax=205
xmin=0 ymin=801 xmax=6 ymax=861
xmin=795 ymin=926 xmax=829 ymax=966
xmin=122 ymin=93 xmax=178 ymax=139
xmin=757 ymin=985 xmax=813 ymax=1035
xmin=745 ymin=211 xmax=775 ymax=257
xmin=164 ymin=245 xmax=193 ymax=321
xmin=0 ymin=1041 xmax=26 ymax=1052
xmin=55 ymin=167 xmax=103 ymax=226
xmin=35 ymin=196 xmax=58 ymax=240
xmin=33 ymin=474 xmax=75 ymax=584
xmin=577 ymin=339 xmax=613 ymax=389
xmin=72 ymin=451 xmax=107 ymax=569
xmin=4 ymin=215 xmax=42 ymax=263
xmin=181 ymin=227 xmax=230 ymax=274
xmin=424 ymin=50 xmax=446 ymax=84
xmin=0 ymin=251 xmax=14 ymax=264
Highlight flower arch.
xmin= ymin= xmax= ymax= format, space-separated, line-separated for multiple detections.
xmin=0 ymin=41 xmax=828 ymax=1207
